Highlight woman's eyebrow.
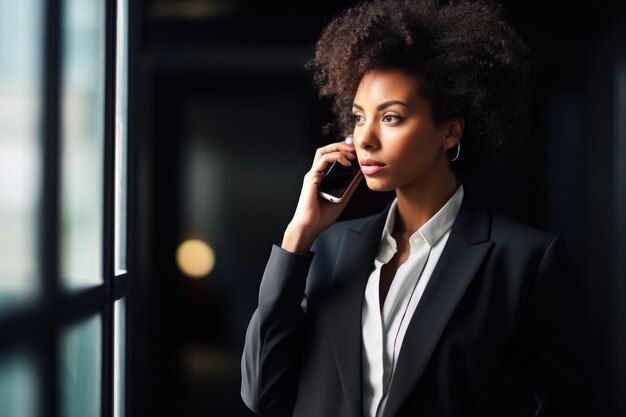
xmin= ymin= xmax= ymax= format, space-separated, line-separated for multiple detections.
xmin=352 ymin=100 xmax=411 ymax=111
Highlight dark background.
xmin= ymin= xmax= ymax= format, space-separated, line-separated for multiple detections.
xmin=130 ymin=0 xmax=626 ymax=416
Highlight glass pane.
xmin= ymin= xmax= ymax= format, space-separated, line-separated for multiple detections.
xmin=60 ymin=314 xmax=102 ymax=417
xmin=0 ymin=352 xmax=39 ymax=417
xmin=114 ymin=298 xmax=126 ymax=417
xmin=0 ymin=0 xmax=43 ymax=313
xmin=59 ymin=0 xmax=106 ymax=289
xmin=114 ymin=0 xmax=128 ymax=275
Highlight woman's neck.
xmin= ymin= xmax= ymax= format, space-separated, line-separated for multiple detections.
xmin=394 ymin=169 xmax=458 ymax=236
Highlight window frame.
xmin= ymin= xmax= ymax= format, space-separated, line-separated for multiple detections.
xmin=0 ymin=0 xmax=135 ymax=416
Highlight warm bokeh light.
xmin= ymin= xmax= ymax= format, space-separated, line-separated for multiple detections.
xmin=176 ymin=239 xmax=215 ymax=278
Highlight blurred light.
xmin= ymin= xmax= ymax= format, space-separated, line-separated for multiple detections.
xmin=176 ymin=239 xmax=215 ymax=278
xmin=148 ymin=0 xmax=239 ymax=20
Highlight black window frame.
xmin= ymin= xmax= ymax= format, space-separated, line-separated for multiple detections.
xmin=0 ymin=0 xmax=138 ymax=416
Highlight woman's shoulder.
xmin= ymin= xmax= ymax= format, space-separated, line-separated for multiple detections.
xmin=454 ymin=195 xmax=562 ymax=258
xmin=451 ymin=200 xmax=570 ymax=274
xmin=490 ymin=211 xmax=556 ymax=244
xmin=458 ymin=193 xmax=555 ymax=243
xmin=486 ymin=210 xmax=566 ymax=263
xmin=328 ymin=204 xmax=393 ymax=236
xmin=312 ymin=209 xmax=388 ymax=254
xmin=330 ymin=211 xmax=385 ymax=234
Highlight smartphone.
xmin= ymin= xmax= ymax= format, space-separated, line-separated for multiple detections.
xmin=318 ymin=157 xmax=362 ymax=203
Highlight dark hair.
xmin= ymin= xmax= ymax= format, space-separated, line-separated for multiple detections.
xmin=307 ymin=0 xmax=533 ymax=172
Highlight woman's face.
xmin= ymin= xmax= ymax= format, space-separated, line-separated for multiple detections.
xmin=352 ymin=68 xmax=455 ymax=193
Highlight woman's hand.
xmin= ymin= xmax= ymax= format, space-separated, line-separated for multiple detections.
xmin=281 ymin=141 xmax=362 ymax=254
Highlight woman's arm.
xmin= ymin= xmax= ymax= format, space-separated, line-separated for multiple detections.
xmin=241 ymin=245 xmax=314 ymax=414
xmin=241 ymin=140 xmax=359 ymax=414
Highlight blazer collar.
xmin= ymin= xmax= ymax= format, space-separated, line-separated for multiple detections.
xmin=381 ymin=198 xmax=493 ymax=417
xmin=327 ymin=207 xmax=389 ymax=417
xmin=326 ymin=198 xmax=493 ymax=417
xmin=328 ymin=195 xmax=492 ymax=417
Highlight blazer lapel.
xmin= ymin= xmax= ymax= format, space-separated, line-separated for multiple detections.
xmin=327 ymin=209 xmax=389 ymax=417
xmin=381 ymin=200 xmax=494 ymax=417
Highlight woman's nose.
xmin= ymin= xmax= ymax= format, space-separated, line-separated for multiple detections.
xmin=354 ymin=122 xmax=380 ymax=150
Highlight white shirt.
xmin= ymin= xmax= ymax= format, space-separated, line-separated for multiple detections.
xmin=361 ymin=185 xmax=464 ymax=417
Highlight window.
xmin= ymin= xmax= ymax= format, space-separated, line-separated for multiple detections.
xmin=0 ymin=0 xmax=44 ymax=316
xmin=0 ymin=1 xmax=133 ymax=416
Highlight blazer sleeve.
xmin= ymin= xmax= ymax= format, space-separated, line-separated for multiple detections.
xmin=241 ymin=244 xmax=314 ymax=415
xmin=517 ymin=236 xmax=600 ymax=417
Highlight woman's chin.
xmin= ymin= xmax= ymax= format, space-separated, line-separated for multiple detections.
xmin=363 ymin=177 xmax=395 ymax=192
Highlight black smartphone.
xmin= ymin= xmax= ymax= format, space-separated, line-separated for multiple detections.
xmin=318 ymin=158 xmax=362 ymax=203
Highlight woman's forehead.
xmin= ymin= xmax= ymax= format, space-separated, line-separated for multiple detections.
xmin=353 ymin=69 xmax=425 ymax=107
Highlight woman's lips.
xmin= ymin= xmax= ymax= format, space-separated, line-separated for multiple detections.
xmin=360 ymin=159 xmax=386 ymax=175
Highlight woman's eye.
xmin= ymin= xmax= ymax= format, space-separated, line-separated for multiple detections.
xmin=353 ymin=114 xmax=364 ymax=123
xmin=383 ymin=114 xmax=402 ymax=123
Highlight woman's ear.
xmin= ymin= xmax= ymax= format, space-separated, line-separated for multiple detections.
xmin=443 ymin=117 xmax=464 ymax=149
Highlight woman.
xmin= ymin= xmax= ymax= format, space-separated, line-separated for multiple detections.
xmin=241 ymin=1 xmax=597 ymax=416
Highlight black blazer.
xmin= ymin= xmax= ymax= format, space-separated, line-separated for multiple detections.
xmin=241 ymin=198 xmax=597 ymax=417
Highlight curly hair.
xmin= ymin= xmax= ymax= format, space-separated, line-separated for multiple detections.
xmin=307 ymin=0 xmax=533 ymax=172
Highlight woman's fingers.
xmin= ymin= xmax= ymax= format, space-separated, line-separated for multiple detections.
xmin=314 ymin=141 xmax=354 ymax=157
xmin=315 ymin=152 xmax=353 ymax=170
xmin=283 ymin=141 xmax=359 ymax=251
xmin=311 ymin=150 xmax=356 ymax=176
xmin=312 ymin=142 xmax=356 ymax=167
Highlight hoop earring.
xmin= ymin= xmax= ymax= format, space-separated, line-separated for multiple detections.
xmin=446 ymin=142 xmax=460 ymax=162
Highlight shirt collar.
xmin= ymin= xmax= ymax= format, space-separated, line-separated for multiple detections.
xmin=377 ymin=184 xmax=465 ymax=261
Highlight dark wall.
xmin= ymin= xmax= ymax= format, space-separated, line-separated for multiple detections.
xmin=131 ymin=1 xmax=626 ymax=416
